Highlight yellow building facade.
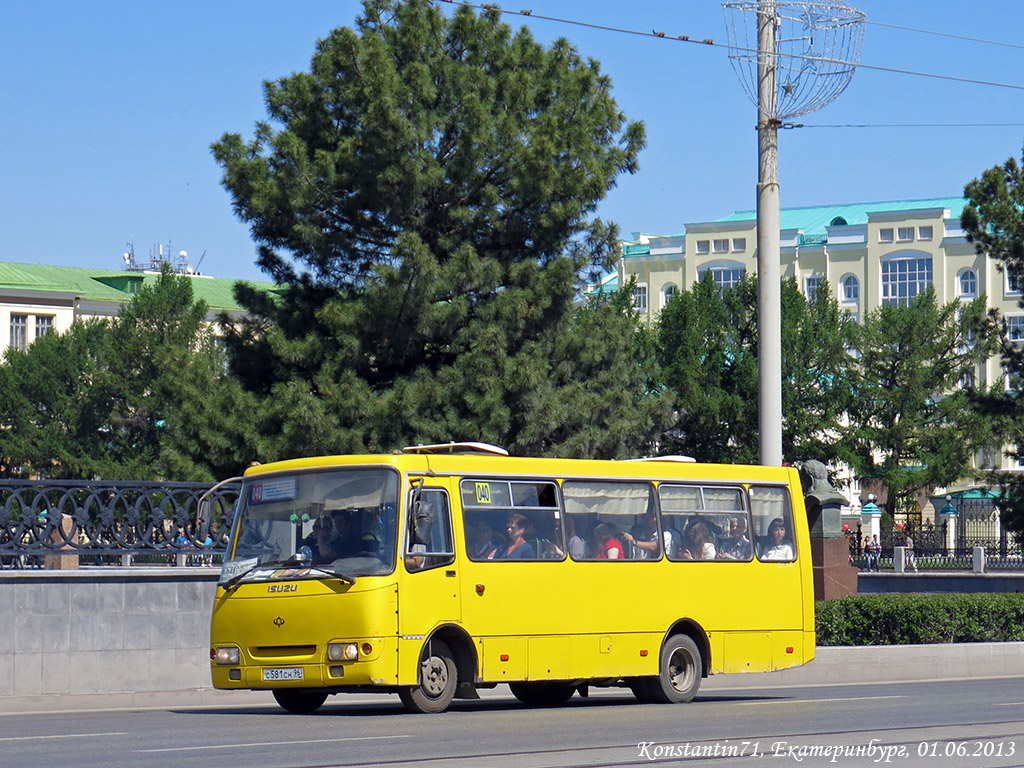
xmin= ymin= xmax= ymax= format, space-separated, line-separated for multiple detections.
xmin=609 ymin=197 xmax=1022 ymax=516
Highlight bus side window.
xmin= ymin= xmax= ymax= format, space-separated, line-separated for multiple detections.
xmin=405 ymin=489 xmax=455 ymax=572
xmin=461 ymin=480 xmax=563 ymax=561
xmin=751 ymin=486 xmax=796 ymax=562
xmin=562 ymin=481 xmax=653 ymax=561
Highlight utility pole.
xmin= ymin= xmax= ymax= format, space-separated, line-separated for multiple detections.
xmin=725 ymin=0 xmax=864 ymax=466
xmin=756 ymin=1 xmax=783 ymax=466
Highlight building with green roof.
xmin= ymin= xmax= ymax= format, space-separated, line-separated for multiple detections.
xmin=0 ymin=261 xmax=279 ymax=354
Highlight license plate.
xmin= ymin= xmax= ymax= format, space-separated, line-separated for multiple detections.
xmin=262 ymin=667 xmax=304 ymax=681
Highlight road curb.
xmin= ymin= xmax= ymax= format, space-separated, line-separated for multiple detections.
xmin=702 ymin=641 xmax=1024 ymax=689
xmin=2 ymin=642 xmax=1023 ymax=715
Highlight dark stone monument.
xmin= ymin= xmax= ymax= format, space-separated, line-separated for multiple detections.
xmin=800 ymin=460 xmax=856 ymax=601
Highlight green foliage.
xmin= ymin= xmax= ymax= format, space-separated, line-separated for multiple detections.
xmin=211 ymin=0 xmax=665 ymax=458
xmin=816 ymin=593 xmax=1024 ymax=645
xmin=0 ymin=268 xmax=253 ymax=480
xmin=963 ymin=147 xmax=1024 ymax=534
xmin=656 ymin=274 xmax=852 ymax=464
xmin=837 ymin=288 xmax=1000 ymax=515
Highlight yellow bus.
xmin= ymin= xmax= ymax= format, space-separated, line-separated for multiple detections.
xmin=209 ymin=443 xmax=815 ymax=713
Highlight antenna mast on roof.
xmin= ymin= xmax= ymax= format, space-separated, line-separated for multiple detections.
xmin=122 ymin=240 xmax=199 ymax=275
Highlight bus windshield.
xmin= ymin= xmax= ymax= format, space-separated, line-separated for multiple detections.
xmin=221 ymin=468 xmax=399 ymax=585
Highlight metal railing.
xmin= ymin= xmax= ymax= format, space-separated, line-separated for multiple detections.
xmin=0 ymin=480 xmax=240 ymax=569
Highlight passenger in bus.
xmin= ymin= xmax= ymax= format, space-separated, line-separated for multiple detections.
xmin=470 ymin=519 xmax=502 ymax=560
xmin=594 ymin=523 xmax=625 ymax=559
xmin=499 ymin=513 xmax=536 ymax=559
xmin=623 ymin=511 xmax=680 ymax=560
xmin=717 ymin=516 xmax=752 ymax=560
xmin=760 ymin=518 xmax=794 ymax=561
xmin=679 ymin=519 xmax=717 ymax=560
xmin=565 ymin=516 xmax=586 ymax=559
xmin=313 ymin=509 xmax=379 ymax=563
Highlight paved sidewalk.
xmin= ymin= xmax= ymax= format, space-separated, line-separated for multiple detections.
xmin=2 ymin=643 xmax=1022 ymax=715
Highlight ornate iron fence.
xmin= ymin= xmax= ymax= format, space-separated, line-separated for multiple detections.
xmin=0 ymin=480 xmax=240 ymax=569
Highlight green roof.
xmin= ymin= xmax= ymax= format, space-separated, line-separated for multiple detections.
xmin=715 ymin=197 xmax=967 ymax=238
xmin=0 ymin=261 xmax=279 ymax=312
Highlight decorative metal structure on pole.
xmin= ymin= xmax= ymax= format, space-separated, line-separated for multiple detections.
xmin=723 ymin=1 xmax=865 ymax=465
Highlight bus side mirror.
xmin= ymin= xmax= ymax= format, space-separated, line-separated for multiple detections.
xmin=411 ymin=501 xmax=434 ymax=547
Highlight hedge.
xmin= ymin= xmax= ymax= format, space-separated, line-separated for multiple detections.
xmin=815 ymin=593 xmax=1024 ymax=645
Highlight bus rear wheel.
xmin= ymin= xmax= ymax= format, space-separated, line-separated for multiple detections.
xmin=272 ymin=689 xmax=328 ymax=714
xmin=509 ymin=681 xmax=576 ymax=707
xmin=648 ymin=634 xmax=702 ymax=703
xmin=398 ymin=639 xmax=457 ymax=714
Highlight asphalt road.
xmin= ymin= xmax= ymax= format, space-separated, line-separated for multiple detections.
xmin=2 ymin=677 xmax=1023 ymax=768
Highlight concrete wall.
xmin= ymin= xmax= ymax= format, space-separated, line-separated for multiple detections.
xmin=3 ymin=569 xmax=1024 ymax=714
xmin=0 ymin=569 xmax=218 ymax=700
xmin=858 ymin=572 xmax=1024 ymax=593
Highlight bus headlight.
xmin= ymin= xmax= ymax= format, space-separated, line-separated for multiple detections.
xmin=328 ymin=642 xmax=359 ymax=661
xmin=212 ymin=647 xmax=240 ymax=665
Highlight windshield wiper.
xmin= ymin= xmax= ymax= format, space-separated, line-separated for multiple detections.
xmin=302 ymin=564 xmax=355 ymax=585
xmin=221 ymin=558 xmax=354 ymax=591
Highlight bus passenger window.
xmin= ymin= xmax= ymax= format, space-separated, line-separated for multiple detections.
xmin=751 ymin=486 xmax=796 ymax=562
xmin=461 ymin=479 xmax=563 ymax=561
xmin=561 ymin=481 xmax=653 ymax=561
xmin=660 ymin=484 xmax=746 ymax=562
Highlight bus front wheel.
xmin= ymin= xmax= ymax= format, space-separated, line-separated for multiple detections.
xmin=649 ymin=634 xmax=702 ymax=703
xmin=399 ymin=640 xmax=457 ymax=714
xmin=272 ymin=688 xmax=328 ymax=714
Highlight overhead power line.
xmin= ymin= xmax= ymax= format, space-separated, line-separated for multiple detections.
xmin=436 ymin=0 xmax=1024 ymax=92
xmin=800 ymin=122 xmax=1024 ymax=129
xmin=865 ymin=20 xmax=1024 ymax=51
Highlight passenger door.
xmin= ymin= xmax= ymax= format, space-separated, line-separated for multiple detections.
xmin=398 ymin=479 xmax=461 ymax=638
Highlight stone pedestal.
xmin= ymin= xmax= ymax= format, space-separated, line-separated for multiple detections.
xmin=801 ymin=461 xmax=856 ymax=601
xmin=811 ymin=536 xmax=858 ymax=600
xmin=44 ymin=513 xmax=79 ymax=570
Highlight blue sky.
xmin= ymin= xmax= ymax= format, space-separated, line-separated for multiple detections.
xmin=3 ymin=1 xmax=1022 ymax=282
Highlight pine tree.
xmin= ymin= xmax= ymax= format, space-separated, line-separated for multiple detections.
xmin=211 ymin=0 xmax=664 ymax=457
xmin=657 ymin=274 xmax=852 ymax=465
xmin=836 ymin=289 xmax=999 ymax=518
xmin=963 ymin=148 xmax=1024 ymax=532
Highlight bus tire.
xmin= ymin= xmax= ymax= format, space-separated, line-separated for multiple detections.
xmin=272 ymin=689 xmax=328 ymax=714
xmin=508 ymin=681 xmax=576 ymax=707
xmin=399 ymin=640 xmax=457 ymax=713
xmin=649 ymin=634 xmax=702 ymax=703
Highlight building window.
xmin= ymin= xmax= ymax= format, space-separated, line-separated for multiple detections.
xmin=959 ymin=269 xmax=978 ymax=299
xmin=879 ymin=228 xmax=894 ymax=243
xmin=696 ymin=240 xmax=710 ymax=254
xmin=1008 ymin=315 xmax=1024 ymax=343
xmin=662 ymin=283 xmax=678 ymax=309
xmin=732 ymin=238 xmax=746 ymax=251
xmin=698 ymin=263 xmax=746 ymax=291
xmin=805 ymin=275 xmax=823 ymax=302
xmin=633 ymin=284 xmax=649 ymax=311
xmin=918 ymin=225 xmax=933 ymax=241
xmin=897 ymin=227 xmax=914 ymax=242
xmin=841 ymin=274 xmax=859 ymax=304
xmin=959 ymin=367 xmax=976 ymax=391
xmin=881 ymin=255 xmax=932 ymax=306
xmin=35 ymin=315 xmax=53 ymax=339
xmin=1007 ymin=269 xmax=1023 ymax=297
xmin=980 ymin=446 xmax=1001 ymax=469
xmin=10 ymin=314 xmax=28 ymax=352
xmin=713 ymin=239 xmax=729 ymax=253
